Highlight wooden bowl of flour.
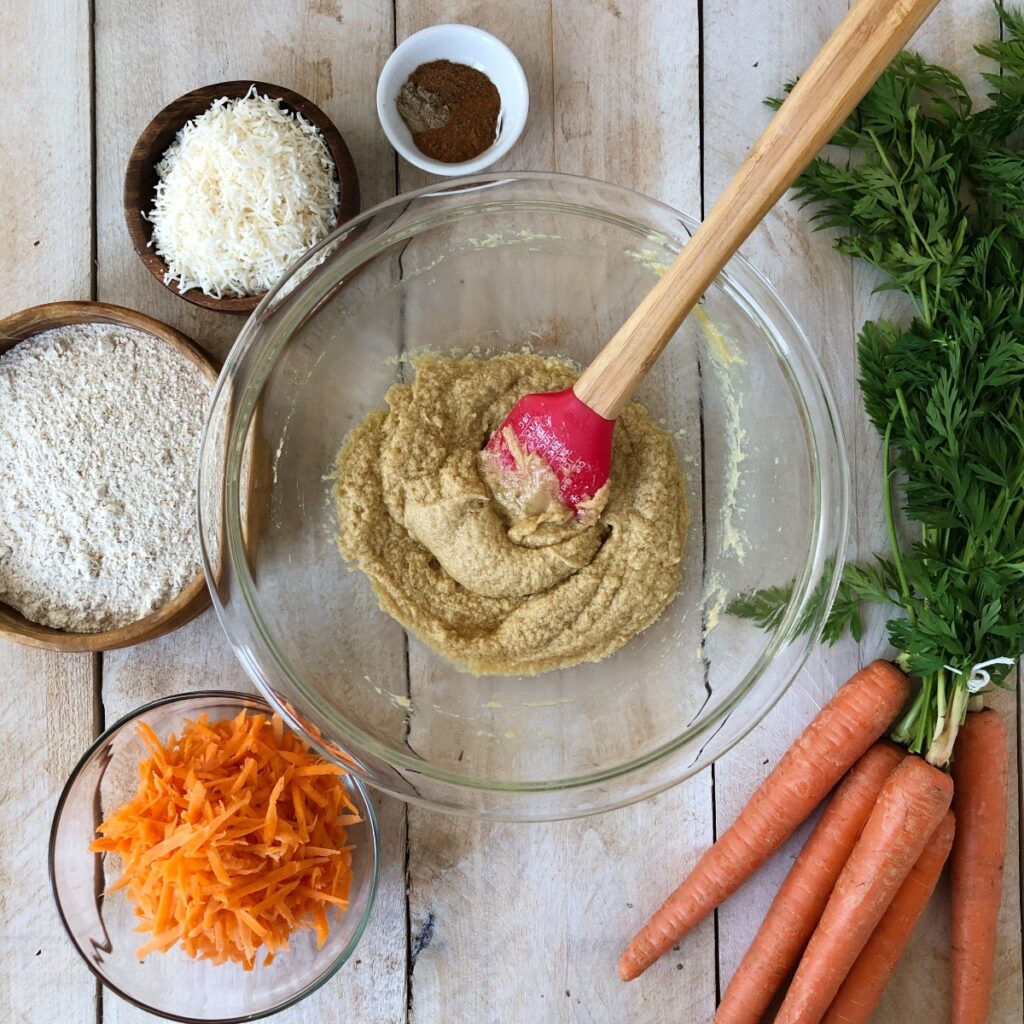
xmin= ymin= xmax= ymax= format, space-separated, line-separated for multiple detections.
xmin=0 ymin=301 xmax=218 ymax=652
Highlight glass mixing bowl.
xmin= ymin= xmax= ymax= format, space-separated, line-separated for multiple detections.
xmin=199 ymin=173 xmax=848 ymax=821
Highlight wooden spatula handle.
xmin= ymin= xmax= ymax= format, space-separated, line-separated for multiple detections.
xmin=573 ymin=0 xmax=941 ymax=420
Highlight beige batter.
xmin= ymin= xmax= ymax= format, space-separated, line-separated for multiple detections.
xmin=332 ymin=352 xmax=689 ymax=676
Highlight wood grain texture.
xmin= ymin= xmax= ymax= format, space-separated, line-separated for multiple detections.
xmin=398 ymin=4 xmax=715 ymax=1023
xmin=0 ymin=649 xmax=98 ymax=1024
xmin=1 ymin=2 xmax=1021 ymax=1023
xmin=0 ymin=5 xmax=96 ymax=1021
xmin=0 ymin=0 xmax=92 ymax=312
xmin=94 ymin=2 xmax=406 ymax=1022
xmin=123 ymin=79 xmax=361 ymax=314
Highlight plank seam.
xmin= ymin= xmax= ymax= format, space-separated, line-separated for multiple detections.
xmin=392 ymin=6 xmax=413 ymax=1019
xmin=697 ymin=0 xmax=705 ymax=221
xmin=88 ymin=0 xmax=97 ymax=303
xmin=696 ymin=0 xmax=723 ymax=1007
xmin=92 ymin=654 xmax=104 ymax=1024
xmin=404 ymin=813 xmax=414 ymax=1023
xmin=549 ymin=1 xmax=556 ymax=170
xmin=88 ymin=0 xmax=101 ymax=1019
xmin=393 ymin=0 xmax=400 ymax=216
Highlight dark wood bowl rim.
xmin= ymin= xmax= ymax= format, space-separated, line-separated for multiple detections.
xmin=123 ymin=80 xmax=361 ymax=316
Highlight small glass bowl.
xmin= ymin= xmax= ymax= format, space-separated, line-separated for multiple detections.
xmin=49 ymin=690 xmax=380 ymax=1023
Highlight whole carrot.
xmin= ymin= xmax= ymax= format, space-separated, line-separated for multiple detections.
xmin=714 ymin=741 xmax=905 ymax=1024
xmin=822 ymin=810 xmax=955 ymax=1024
xmin=619 ymin=660 xmax=909 ymax=981
xmin=774 ymin=755 xmax=954 ymax=1024
xmin=951 ymin=708 xmax=1009 ymax=1024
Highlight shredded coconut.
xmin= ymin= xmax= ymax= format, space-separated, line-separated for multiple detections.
xmin=148 ymin=87 xmax=340 ymax=299
xmin=0 ymin=323 xmax=211 ymax=632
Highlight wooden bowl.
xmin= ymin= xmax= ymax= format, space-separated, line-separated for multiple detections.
xmin=124 ymin=81 xmax=361 ymax=315
xmin=0 ymin=301 xmax=218 ymax=652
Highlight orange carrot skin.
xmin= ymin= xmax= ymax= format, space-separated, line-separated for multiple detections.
xmin=619 ymin=660 xmax=910 ymax=981
xmin=822 ymin=810 xmax=955 ymax=1024
xmin=951 ymin=709 xmax=1009 ymax=1024
xmin=714 ymin=741 xmax=905 ymax=1024
xmin=774 ymin=756 xmax=954 ymax=1024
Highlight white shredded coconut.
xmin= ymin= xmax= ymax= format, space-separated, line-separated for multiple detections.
xmin=0 ymin=323 xmax=211 ymax=632
xmin=148 ymin=87 xmax=340 ymax=299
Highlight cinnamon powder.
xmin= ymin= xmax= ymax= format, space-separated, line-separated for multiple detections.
xmin=397 ymin=60 xmax=500 ymax=163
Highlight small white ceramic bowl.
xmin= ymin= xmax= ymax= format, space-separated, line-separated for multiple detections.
xmin=376 ymin=24 xmax=529 ymax=176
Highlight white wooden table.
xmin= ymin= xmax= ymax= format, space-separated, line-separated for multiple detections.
xmin=1 ymin=2 xmax=1021 ymax=1022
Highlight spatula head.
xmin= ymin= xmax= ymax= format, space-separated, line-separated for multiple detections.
xmin=483 ymin=388 xmax=616 ymax=511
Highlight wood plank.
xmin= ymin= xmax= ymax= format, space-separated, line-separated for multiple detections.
xmin=93 ymin=2 xmax=406 ymax=1021
xmin=0 ymin=2 xmax=97 ymax=1022
xmin=0 ymin=648 xmax=98 ymax=1023
xmin=0 ymin=0 xmax=93 ymax=312
xmin=702 ymin=0 xmax=863 ymax=1006
xmin=397 ymin=4 xmax=715 ymax=1022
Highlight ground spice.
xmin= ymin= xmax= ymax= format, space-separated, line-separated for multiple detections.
xmin=397 ymin=60 xmax=501 ymax=163
xmin=396 ymin=82 xmax=450 ymax=134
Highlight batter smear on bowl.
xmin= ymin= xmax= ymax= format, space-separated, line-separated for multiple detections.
xmin=332 ymin=352 xmax=688 ymax=676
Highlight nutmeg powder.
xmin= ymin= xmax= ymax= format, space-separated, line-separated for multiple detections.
xmin=399 ymin=60 xmax=500 ymax=163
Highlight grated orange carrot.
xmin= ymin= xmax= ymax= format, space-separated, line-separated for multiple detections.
xmin=91 ymin=709 xmax=359 ymax=970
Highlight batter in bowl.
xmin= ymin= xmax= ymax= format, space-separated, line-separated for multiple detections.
xmin=332 ymin=352 xmax=688 ymax=676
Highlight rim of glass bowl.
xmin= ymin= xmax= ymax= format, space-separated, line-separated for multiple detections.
xmin=48 ymin=690 xmax=381 ymax=1024
xmin=198 ymin=171 xmax=849 ymax=809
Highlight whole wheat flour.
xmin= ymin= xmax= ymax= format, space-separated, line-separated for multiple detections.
xmin=0 ymin=323 xmax=211 ymax=631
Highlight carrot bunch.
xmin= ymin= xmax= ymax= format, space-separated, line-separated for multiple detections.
xmin=618 ymin=662 xmax=1010 ymax=1024
xmin=91 ymin=710 xmax=360 ymax=969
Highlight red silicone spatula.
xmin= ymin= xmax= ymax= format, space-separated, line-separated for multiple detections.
xmin=485 ymin=0 xmax=939 ymax=510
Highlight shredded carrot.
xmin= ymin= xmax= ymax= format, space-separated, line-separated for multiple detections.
xmin=91 ymin=709 xmax=359 ymax=970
